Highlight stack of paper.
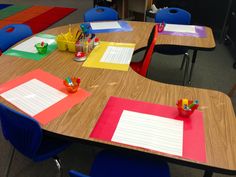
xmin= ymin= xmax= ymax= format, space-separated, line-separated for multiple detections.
xmin=0 ymin=79 xmax=67 ymax=116
xmin=112 ymin=110 xmax=184 ymax=156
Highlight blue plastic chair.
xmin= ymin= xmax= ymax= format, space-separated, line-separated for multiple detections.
xmin=155 ymin=7 xmax=191 ymax=85
xmin=69 ymin=150 xmax=171 ymax=177
xmin=0 ymin=103 xmax=70 ymax=177
xmin=84 ymin=6 xmax=119 ymax=22
xmin=0 ymin=24 xmax=32 ymax=53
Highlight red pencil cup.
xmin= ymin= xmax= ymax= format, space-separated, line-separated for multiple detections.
xmin=176 ymin=100 xmax=199 ymax=117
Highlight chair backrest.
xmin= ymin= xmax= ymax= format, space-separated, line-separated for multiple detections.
xmin=89 ymin=150 xmax=170 ymax=177
xmin=0 ymin=103 xmax=42 ymax=158
xmin=139 ymin=24 xmax=159 ymax=76
xmin=0 ymin=24 xmax=32 ymax=52
xmin=155 ymin=7 xmax=191 ymax=25
xmin=84 ymin=6 xmax=119 ymax=22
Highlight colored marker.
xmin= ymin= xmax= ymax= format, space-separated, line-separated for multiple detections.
xmin=188 ymin=100 xmax=199 ymax=109
xmin=66 ymin=77 xmax=73 ymax=86
xmin=182 ymin=99 xmax=188 ymax=109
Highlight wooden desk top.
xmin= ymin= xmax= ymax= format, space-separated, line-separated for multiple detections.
xmin=0 ymin=21 xmax=234 ymax=174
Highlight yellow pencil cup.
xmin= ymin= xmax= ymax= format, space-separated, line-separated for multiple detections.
xmin=67 ymin=41 xmax=76 ymax=52
xmin=56 ymin=37 xmax=67 ymax=51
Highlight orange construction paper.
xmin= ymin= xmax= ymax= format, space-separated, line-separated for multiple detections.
xmin=0 ymin=69 xmax=91 ymax=125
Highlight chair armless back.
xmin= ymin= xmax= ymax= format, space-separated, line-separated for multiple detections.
xmin=84 ymin=6 xmax=119 ymax=22
xmin=0 ymin=24 xmax=32 ymax=52
xmin=0 ymin=103 xmax=42 ymax=158
xmin=155 ymin=7 xmax=191 ymax=25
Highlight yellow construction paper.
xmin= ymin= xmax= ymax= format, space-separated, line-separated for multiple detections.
xmin=82 ymin=41 xmax=136 ymax=71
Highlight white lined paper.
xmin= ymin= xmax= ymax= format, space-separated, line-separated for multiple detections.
xmin=112 ymin=110 xmax=183 ymax=156
xmin=12 ymin=36 xmax=55 ymax=53
xmin=164 ymin=24 xmax=196 ymax=33
xmin=0 ymin=79 xmax=67 ymax=116
xmin=100 ymin=46 xmax=134 ymax=64
xmin=90 ymin=21 xmax=122 ymax=30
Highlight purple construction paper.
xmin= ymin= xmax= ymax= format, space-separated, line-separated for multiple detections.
xmin=85 ymin=21 xmax=132 ymax=34
xmin=160 ymin=25 xmax=206 ymax=38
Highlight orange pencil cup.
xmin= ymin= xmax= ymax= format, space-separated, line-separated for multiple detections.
xmin=63 ymin=77 xmax=81 ymax=93
xmin=176 ymin=99 xmax=199 ymax=117
xmin=65 ymin=85 xmax=79 ymax=93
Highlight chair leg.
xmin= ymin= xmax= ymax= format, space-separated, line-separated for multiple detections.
xmin=53 ymin=156 xmax=63 ymax=177
xmin=180 ymin=53 xmax=187 ymax=70
xmin=4 ymin=146 xmax=15 ymax=177
xmin=228 ymin=84 xmax=236 ymax=97
xmin=182 ymin=53 xmax=190 ymax=86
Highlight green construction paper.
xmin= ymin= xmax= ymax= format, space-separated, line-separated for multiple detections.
xmin=0 ymin=5 xmax=31 ymax=20
xmin=3 ymin=33 xmax=57 ymax=61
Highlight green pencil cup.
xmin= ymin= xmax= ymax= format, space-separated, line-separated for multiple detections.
xmin=35 ymin=43 xmax=48 ymax=54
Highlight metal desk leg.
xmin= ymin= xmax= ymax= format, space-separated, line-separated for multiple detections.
xmin=203 ymin=170 xmax=213 ymax=177
xmin=182 ymin=53 xmax=190 ymax=86
xmin=188 ymin=50 xmax=198 ymax=84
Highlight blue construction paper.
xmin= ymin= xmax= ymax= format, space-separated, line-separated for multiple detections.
xmin=82 ymin=21 xmax=133 ymax=34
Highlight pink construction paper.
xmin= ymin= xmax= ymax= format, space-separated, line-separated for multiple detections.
xmin=90 ymin=96 xmax=206 ymax=163
xmin=0 ymin=69 xmax=90 ymax=125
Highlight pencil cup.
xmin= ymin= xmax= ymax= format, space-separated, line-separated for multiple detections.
xmin=63 ymin=77 xmax=81 ymax=93
xmin=65 ymin=85 xmax=79 ymax=93
xmin=35 ymin=43 xmax=48 ymax=54
xmin=176 ymin=99 xmax=199 ymax=117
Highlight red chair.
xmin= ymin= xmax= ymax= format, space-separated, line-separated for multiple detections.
xmin=130 ymin=24 xmax=158 ymax=77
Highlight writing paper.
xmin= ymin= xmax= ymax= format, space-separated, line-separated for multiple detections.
xmin=12 ymin=36 xmax=55 ymax=53
xmin=90 ymin=21 xmax=122 ymax=30
xmin=0 ymin=79 xmax=67 ymax=116
xmin=100 ymin=46 xmax=134 ymax=64
xmin=112 ymin=110 xmax=183 ymax=156
xmin=164 ymin=24 xmax=196 ymax=33
xmin=83 ymin=41 xmax=135 ymax=71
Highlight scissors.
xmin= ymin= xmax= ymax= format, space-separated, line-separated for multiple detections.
xmin=157 ymin=22 xmax=165 ymax=32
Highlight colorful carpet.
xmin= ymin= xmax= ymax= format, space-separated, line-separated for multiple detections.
xmin=0 ymin=4 xmax=76 ymax=33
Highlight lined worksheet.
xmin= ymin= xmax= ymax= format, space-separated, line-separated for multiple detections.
xmin=0 ymin=79 xmax=67 ymax=116
xmin=100 ymin=46 xmax=134 ymax=64
xmin=164 ymin=24 xmax=196 ymax=33
xmin=90 ymin=21 xmax=122 ymax=30
xmin=12 ymin=36 xmax=55 ymax=53
xmin=112 ymin=110 xmax=184 ymax=156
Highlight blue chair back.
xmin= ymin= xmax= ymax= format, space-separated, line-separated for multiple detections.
xmin=84 ymin=6 xmax=119 ymax=22
xmin=0 ymin=103 xmax=42 ymax=159
xmin=0 ymin=24 xmax=32 ymax=52
xmin=155 ymin=7 xmax=191 ymax=25
xmin=89 ymin=150 xmax=170 ymax=177
xmin=69 ymin=150 xmax=170 ymax=177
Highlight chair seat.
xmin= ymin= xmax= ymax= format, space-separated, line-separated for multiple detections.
xmin=130 ymin=61 xmax=143 ymax=74
xmin=155 ymin=45 xmax=188 ymax=55
xmin=33 ymin=134 xmax=70 ymax=161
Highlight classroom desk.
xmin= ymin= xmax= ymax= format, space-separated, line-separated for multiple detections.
xmin=0 ymin=21 xmax=235 ymax=177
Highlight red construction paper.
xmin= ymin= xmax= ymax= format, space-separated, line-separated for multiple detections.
xmin=24 ymin=7 xmax=76 ymax=34
xmin=90 ymin=96 xmax=206 ymax=163
xmin=0 ymin=69 xmax=90 ymax=125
